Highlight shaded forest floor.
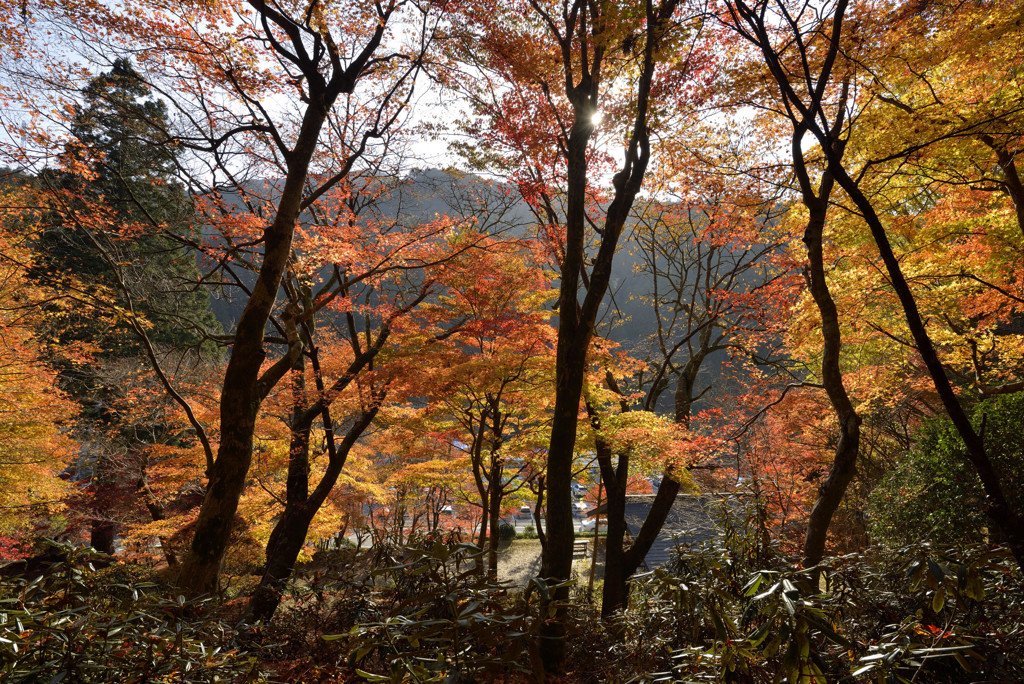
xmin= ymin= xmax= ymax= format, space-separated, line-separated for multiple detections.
xmin=2 ymin=538 xmax=1023 ymax=683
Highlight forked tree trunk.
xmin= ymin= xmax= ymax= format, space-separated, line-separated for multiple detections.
xmin=175 ymin=6 xmax=398 ymax=593
xmin=593 ymin=368 xmax=691 ymax=617
xmin=177 ymin=105 xmax=328 ymax=594
xmin=248 ymin=404 xmax=379 ymax=622
xmin=538 ymin=1 xmax=674 ymax=662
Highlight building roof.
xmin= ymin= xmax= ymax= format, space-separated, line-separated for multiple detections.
xmin=591 ymin=493 xmax=739 ymax=569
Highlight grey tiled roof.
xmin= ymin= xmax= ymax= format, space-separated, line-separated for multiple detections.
xmin=620 ymin=494 xmax=734 ymax=569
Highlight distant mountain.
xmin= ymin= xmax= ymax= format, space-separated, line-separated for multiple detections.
xmin=197 ymin=167 xmax=771 ymax=417
xmin=199 ymin=167 xmax=536 ymax=329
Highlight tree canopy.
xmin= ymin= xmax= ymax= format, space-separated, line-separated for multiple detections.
xmin=0 ymin=0 xmax=1022 ymax=680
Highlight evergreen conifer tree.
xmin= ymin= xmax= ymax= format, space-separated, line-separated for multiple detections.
xmin=31 ymin=60 xmax=220 ymax=553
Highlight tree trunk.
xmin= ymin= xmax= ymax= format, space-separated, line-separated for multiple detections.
xmin=594 ymin=466 xmax=686 ymax=617
xmin=586 ymin=473 xmax=602 ymax=600
xmin=539 ymin=343 xmax=587 ymax=667
xmin=477 ymin=493 xmax=489 ymax=549
xmin=532 ymin=475 xmax=547 ymax=550
xmin=537 ymin=2 xmax=676 ymax=668
xmin=248 ymin=504 xmax=313 ymax=623
xmin=827 ymin=159 xmax=1024 ymax=571
xmin=594 ymin=362 xmax=690 ymax=617
xmin=796 ymin=140 xmax=862 ymax=569
xmin=598 ymin=458 xmax=627 ymax=618
xmin=171 ymin=6 xmax=404 ymax=587
xmin=91 ymin=520 xmax=115 ymax=555
xmin=90 ymin=453 xmax=116 ymax=555
xmin=487 ymin=480 xmax=501 ymax=580
xmin=623 ymin=476 xmax=682 ymax=574
xmin=584 ymin=398 xmax=629 ymax=618
xmin=178 ymin=400 xmax=261 ymax=593
xmin=248 ymin=367 xmax=312 ymax=622
xmin=734 ymin=0 xmax=1024 ymax=572
xmin=176 ymin=104 xmax=328 ymax=594
xmin=996 ymin=150 xmax=1024 ymax=239
xmin=980 ymin=136 xmax=1024 ymax=238
xmin=247 ymin=402 xmax=379 ymax=622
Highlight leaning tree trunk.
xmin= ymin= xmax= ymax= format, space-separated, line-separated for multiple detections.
xmin=828 ymin=159 xmax=1024 ymax=571
xmin=176 ymin=105 xmax=328 ymax=594
xmin=174 ymin=7 xmax=400 ymax=592
xmin=620 ymin=476 xmax=681 ymax=575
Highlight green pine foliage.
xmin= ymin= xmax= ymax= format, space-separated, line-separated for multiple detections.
xmin=33 ymin=58 xmax=219 ymax=361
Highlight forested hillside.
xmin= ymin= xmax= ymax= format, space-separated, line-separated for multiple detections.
xmin=0 ymin=0 xmax=1022 ymax=681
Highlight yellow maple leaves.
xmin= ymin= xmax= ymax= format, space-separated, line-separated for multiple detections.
xmin=0 ymin=184 xmax=76 ymax=538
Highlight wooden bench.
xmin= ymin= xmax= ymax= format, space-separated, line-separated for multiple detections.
xmin=573 ymin=539 xmax=589 ymax=559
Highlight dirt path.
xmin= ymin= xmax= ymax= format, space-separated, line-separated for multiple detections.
xmin=496 ymin=539 xmax=605 ymax=587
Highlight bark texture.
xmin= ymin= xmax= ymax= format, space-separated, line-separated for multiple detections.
xmin=791 ymin=126 xmax=862 ymax=570
xmin=176 ymin=5 xmax=397 ymax=593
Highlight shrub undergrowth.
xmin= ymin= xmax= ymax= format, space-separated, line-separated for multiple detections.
xmin=0 ymin=542 xmax=263 ymax=683
xmin=4 ymin=520 xmax=1021 ymax=683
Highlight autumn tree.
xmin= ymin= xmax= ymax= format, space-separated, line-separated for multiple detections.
xmin=25 ymin=60 xmax=220 ymax=554
xmin=724 ymin=0 xmax=1024 ymax=569
xmin=585 ymin=179 xmax=789 ymax=614
xmin=366 ymin=427 xmax=466 ymax=542
xmin=0 ymin=0 xmax=458 ymax=592
xmin=0 ymin=182 xmax=76 ymax=553
xmin=629 ymin=198 xmax=783 ymax=422
xmin=453 ymin=0 xmax=695 ymax=666
xmin=416 ymin=242 xmax=556 ymax=578
xmin=34 ymin=59 xmax=219 ymax=357
xmin=246 ymin=191 xmax=486 ymax=621
xmin=857 ymin=0 xmax=1024 ymax=241
xmin=826 ymin=1 xmax=1024 ymax=404
xmin=583 ymin=365 xmax=692 ymax=617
